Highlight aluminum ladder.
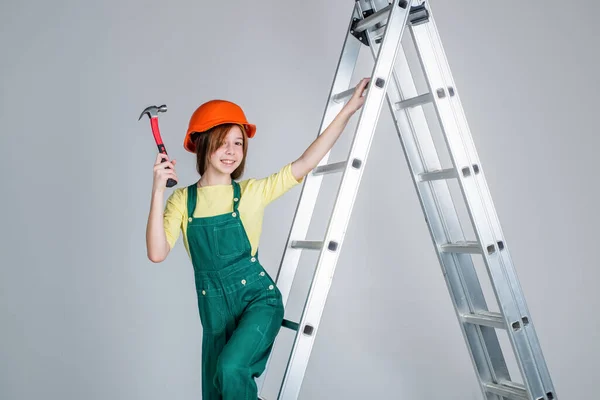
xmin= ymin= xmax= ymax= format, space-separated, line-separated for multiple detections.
xmin=258 ymin=1 xmax=557 ymax=399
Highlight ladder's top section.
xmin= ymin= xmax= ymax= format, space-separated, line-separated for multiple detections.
xmin=356 ymin=0 xmax=427 ymax=12
xmin=352 ymin=0 xmax=430 ymax=46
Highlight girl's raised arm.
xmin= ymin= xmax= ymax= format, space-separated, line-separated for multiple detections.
xmin=291 ymin=78 xmax=370 ymax=181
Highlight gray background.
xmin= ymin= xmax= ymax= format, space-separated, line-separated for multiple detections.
xmin=1 ymin=0 xmax=597 ymax=399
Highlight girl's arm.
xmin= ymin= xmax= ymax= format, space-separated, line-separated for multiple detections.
xmin=146 ymin=192 xmax=170 ymax=263
xmin=291 ymin=78 xmax=370 ymax=180
xmin=146 ymin=153 xmax=178 ymax=263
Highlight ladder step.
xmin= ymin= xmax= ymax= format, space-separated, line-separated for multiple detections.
xmin=440 ymin=241 xmax=482 ymax=254
xmin=332 ymin=86 xmax=369 ymax=103
xmin=290 ymin=240 xmax=323 ymax=250
xmin=418 ymin=167 xmax=457 ymax=181
xmin=483 ymin=381 xmax=528 ymax=400
xmin=282 ymin=319 xmax=299 ymax=331
xmin=462 ymin=311 xmax=506 ymax=330
xmin=395 ymin=92 xmax=433 ymax=110
xmin=335 ymin=85 xmax=433 ymax=107
xmin=353 ymin=5 xmax=392 ymax=34
xmin=313 ymin=161 xmax=346 ymax=176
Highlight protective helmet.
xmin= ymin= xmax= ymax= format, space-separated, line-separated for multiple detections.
xmin=184 ymin=99 xmax=256 ymax=153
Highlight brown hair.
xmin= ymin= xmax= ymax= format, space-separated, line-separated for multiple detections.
xmin=191 ymin=123 xmax=248 ymax=180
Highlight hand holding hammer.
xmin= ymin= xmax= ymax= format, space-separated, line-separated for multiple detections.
xmin=139 ymin=104 xmax=178 ymax=188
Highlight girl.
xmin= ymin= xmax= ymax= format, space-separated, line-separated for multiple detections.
xmin=145 ymin=77 xmax=369 ymax=399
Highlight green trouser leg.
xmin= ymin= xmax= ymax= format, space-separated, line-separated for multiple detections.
xmin=198 ymin=264 xmax=284 ymax=400
xmin=187 ymin=180 xmax=285 ymax=399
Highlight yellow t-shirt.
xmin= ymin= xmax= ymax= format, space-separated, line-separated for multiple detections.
xmin=163 ymin=162 xmax=303 ymax=258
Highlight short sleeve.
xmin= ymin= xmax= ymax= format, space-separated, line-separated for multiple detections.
xmin=163 ymin=188 xmax=185 ymax=249
xmin=253 ymin=163 xmax=304 ymax=206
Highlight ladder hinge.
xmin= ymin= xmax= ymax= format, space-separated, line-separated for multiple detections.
xmin=281 ymin=319 xmax=299 ymax=331
xmin=351 ymin=9 xmax=374 ymax=46
xmin=353 ymin=2 xmax=429 ymax=47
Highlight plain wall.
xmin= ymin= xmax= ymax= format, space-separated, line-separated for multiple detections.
xmin=1 ymin=0 xmax=598 ymax=398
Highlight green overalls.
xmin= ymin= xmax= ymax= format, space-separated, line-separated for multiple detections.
xmin=186 ymin=180 xmax=284 ymax=400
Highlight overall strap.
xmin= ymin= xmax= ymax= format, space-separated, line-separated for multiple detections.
xmin=187 ymin=183 xmax=198 ymax=219
xmin=232 ymin=180 xmax=241 ymax=212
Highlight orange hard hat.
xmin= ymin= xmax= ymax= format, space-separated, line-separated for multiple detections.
xmin=184 ymin=99 xmax=256 ymax=153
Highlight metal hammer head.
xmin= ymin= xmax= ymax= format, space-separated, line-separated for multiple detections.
xmin=138 ymin=104 xmax=167 ymax=120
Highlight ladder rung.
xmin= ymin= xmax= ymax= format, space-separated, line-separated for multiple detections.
xmin=290 ymin=240 xmax=323 ymax=250
xmin=395 ymin=92 xmax=433 ymax=110
xmin=282 ymin=319 xmax=299 ymax=331
xmin=332 ymin=86 xmax=371 ymax=103
xmin=353 ymin=5 xmax=392 ymax=33
xmin=462 ymin=311 xmax=506 ymax=330
xmin=313 ymin=161 xmax=346 ymax=176
xmin=483 ymin=381 xmax=528 ymax=400
xmin=418 ymin=167 xmax=457 ymax=181
xmin=440 ymin=241 xmax=481 ymax=254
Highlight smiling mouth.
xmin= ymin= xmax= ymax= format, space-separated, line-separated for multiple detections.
xmin=221 ymin=159 xmax=236 ymax=166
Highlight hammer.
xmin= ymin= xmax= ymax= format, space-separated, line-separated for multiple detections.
xmin=138 ymin=104 xmax=177 ymax=188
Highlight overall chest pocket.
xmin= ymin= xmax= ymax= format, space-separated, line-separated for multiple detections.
xmin=213 ymin=224 xmax=246 ymax=259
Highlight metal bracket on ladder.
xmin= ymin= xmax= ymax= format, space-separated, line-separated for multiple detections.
xmin=257 ymin=1 xmax=557 ymax=399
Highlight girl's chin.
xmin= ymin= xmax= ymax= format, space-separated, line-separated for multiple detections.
xmin=215 ymin=163 xmax=238 ymax=173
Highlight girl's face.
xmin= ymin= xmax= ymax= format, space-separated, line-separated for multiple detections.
xmin=207 ymin=125 xmax=245 ymax=177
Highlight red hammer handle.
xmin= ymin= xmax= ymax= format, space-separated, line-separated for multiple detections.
xmin=150 ymin=117 xmax=177 ymax=188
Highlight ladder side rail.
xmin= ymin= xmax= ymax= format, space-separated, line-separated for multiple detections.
xmin=360 ymin=2 xmax=509 ymax=398
xmin=256 ymin=6 xmax=363 ymax=398
xmin=277 ymin=1 xmax=416 ymax=398
xmin=408 ymin=9 xmax=552 ymax=399
xmin=273 ymin=14 xmax=362 ymax=308
xmin=431 ymin=16 xmax=556 ymax=398
xmin=381 ymin=50 xmax=509 ymax=400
